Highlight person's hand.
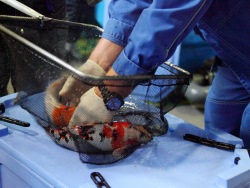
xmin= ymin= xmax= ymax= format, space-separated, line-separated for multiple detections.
xmin=68 ymin=87 xmax=114 ymax=130
xmin=59 ymin=59 xmax=105 ymax=106
xmin=45 ymin=77 xmax=77 ymax=128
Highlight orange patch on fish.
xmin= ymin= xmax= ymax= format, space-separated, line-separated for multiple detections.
xmin=52 ymin=105 xmax=76 ymax=127
xmin=103 ymin=122 xmax=138 ymax=149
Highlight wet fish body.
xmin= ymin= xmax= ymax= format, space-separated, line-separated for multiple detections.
xmin=44 ymin=79 xmax=153 ymax=162
xmin=47 ymin=121 xmax=152 ymax=154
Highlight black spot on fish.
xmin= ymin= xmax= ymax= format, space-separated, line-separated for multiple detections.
xmin=112 ymin=129 xmax=118 ymax=141
xmin=99 ymin=132 xmax=106 ymax=142
xmin=49 ymin=129 xmax=70 ymax=143
xmin=78 ymin=126 xmax=95 ymax=141
xmin=50 ymin=129 xmax=55 ymax=135
xmin=59 ymin=130 xmax=69 ymax=143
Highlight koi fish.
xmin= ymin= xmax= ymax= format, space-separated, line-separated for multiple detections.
xmin=47 ymin=121 xmax=152 ymax=154
xmin=45 ymin=78 xmax=152 ymax=163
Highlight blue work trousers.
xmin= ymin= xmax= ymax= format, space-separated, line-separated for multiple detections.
xmin=205 ymin=63 xmax=250 ymax=148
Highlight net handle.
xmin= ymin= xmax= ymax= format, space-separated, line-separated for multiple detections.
xmin=0 ymin=0 xmax=44 ymax=18
xmin=0 ymin=24 xmax=192 ymax=85
xmin=0 ymin=24 xmax=87 ymax=78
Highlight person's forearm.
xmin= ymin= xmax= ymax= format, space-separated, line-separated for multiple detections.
xmin=89 ymin=38 xmax=123 ymax=72
xmin=89 ymin=38 xmax=133 ymax=98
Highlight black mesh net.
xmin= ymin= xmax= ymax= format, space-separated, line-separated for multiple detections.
xmin=0 ymin=16 xmax=192 ymax=164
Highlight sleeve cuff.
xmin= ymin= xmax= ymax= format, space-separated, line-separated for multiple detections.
xmin=102 ymin=18 xmax=134 ymax=47
xmin=112 ymin=50 xmax=153 ymax=75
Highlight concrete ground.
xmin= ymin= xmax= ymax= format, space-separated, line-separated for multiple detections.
xmin=169 ymin=105 xmax=204 ymax=129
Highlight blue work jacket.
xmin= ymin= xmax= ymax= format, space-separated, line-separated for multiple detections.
xmin=102 ymin=0 xmax=250 ymax=93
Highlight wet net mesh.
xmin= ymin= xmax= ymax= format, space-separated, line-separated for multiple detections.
xmin=0 ymin=16 xmax=192 ymax=164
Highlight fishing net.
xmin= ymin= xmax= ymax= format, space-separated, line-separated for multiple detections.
xmin=0 ymin=15 xmax=192 ymax=164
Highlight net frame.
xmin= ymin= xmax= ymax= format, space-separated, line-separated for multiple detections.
xmin=0 ymin=15 xmax=192 ymax=164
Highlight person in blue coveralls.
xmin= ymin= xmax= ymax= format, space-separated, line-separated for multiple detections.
xmin=58 ymin=0 xmax=250 ymax=148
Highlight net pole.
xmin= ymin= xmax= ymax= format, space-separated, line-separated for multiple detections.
xmin=0 ymin=0 xmax=44 ymax=18
xmin=0 ymin=25 xmax=88 ymax=78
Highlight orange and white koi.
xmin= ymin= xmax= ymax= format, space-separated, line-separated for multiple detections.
xmin=45 ymin=78 xmax=152 ymax=160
